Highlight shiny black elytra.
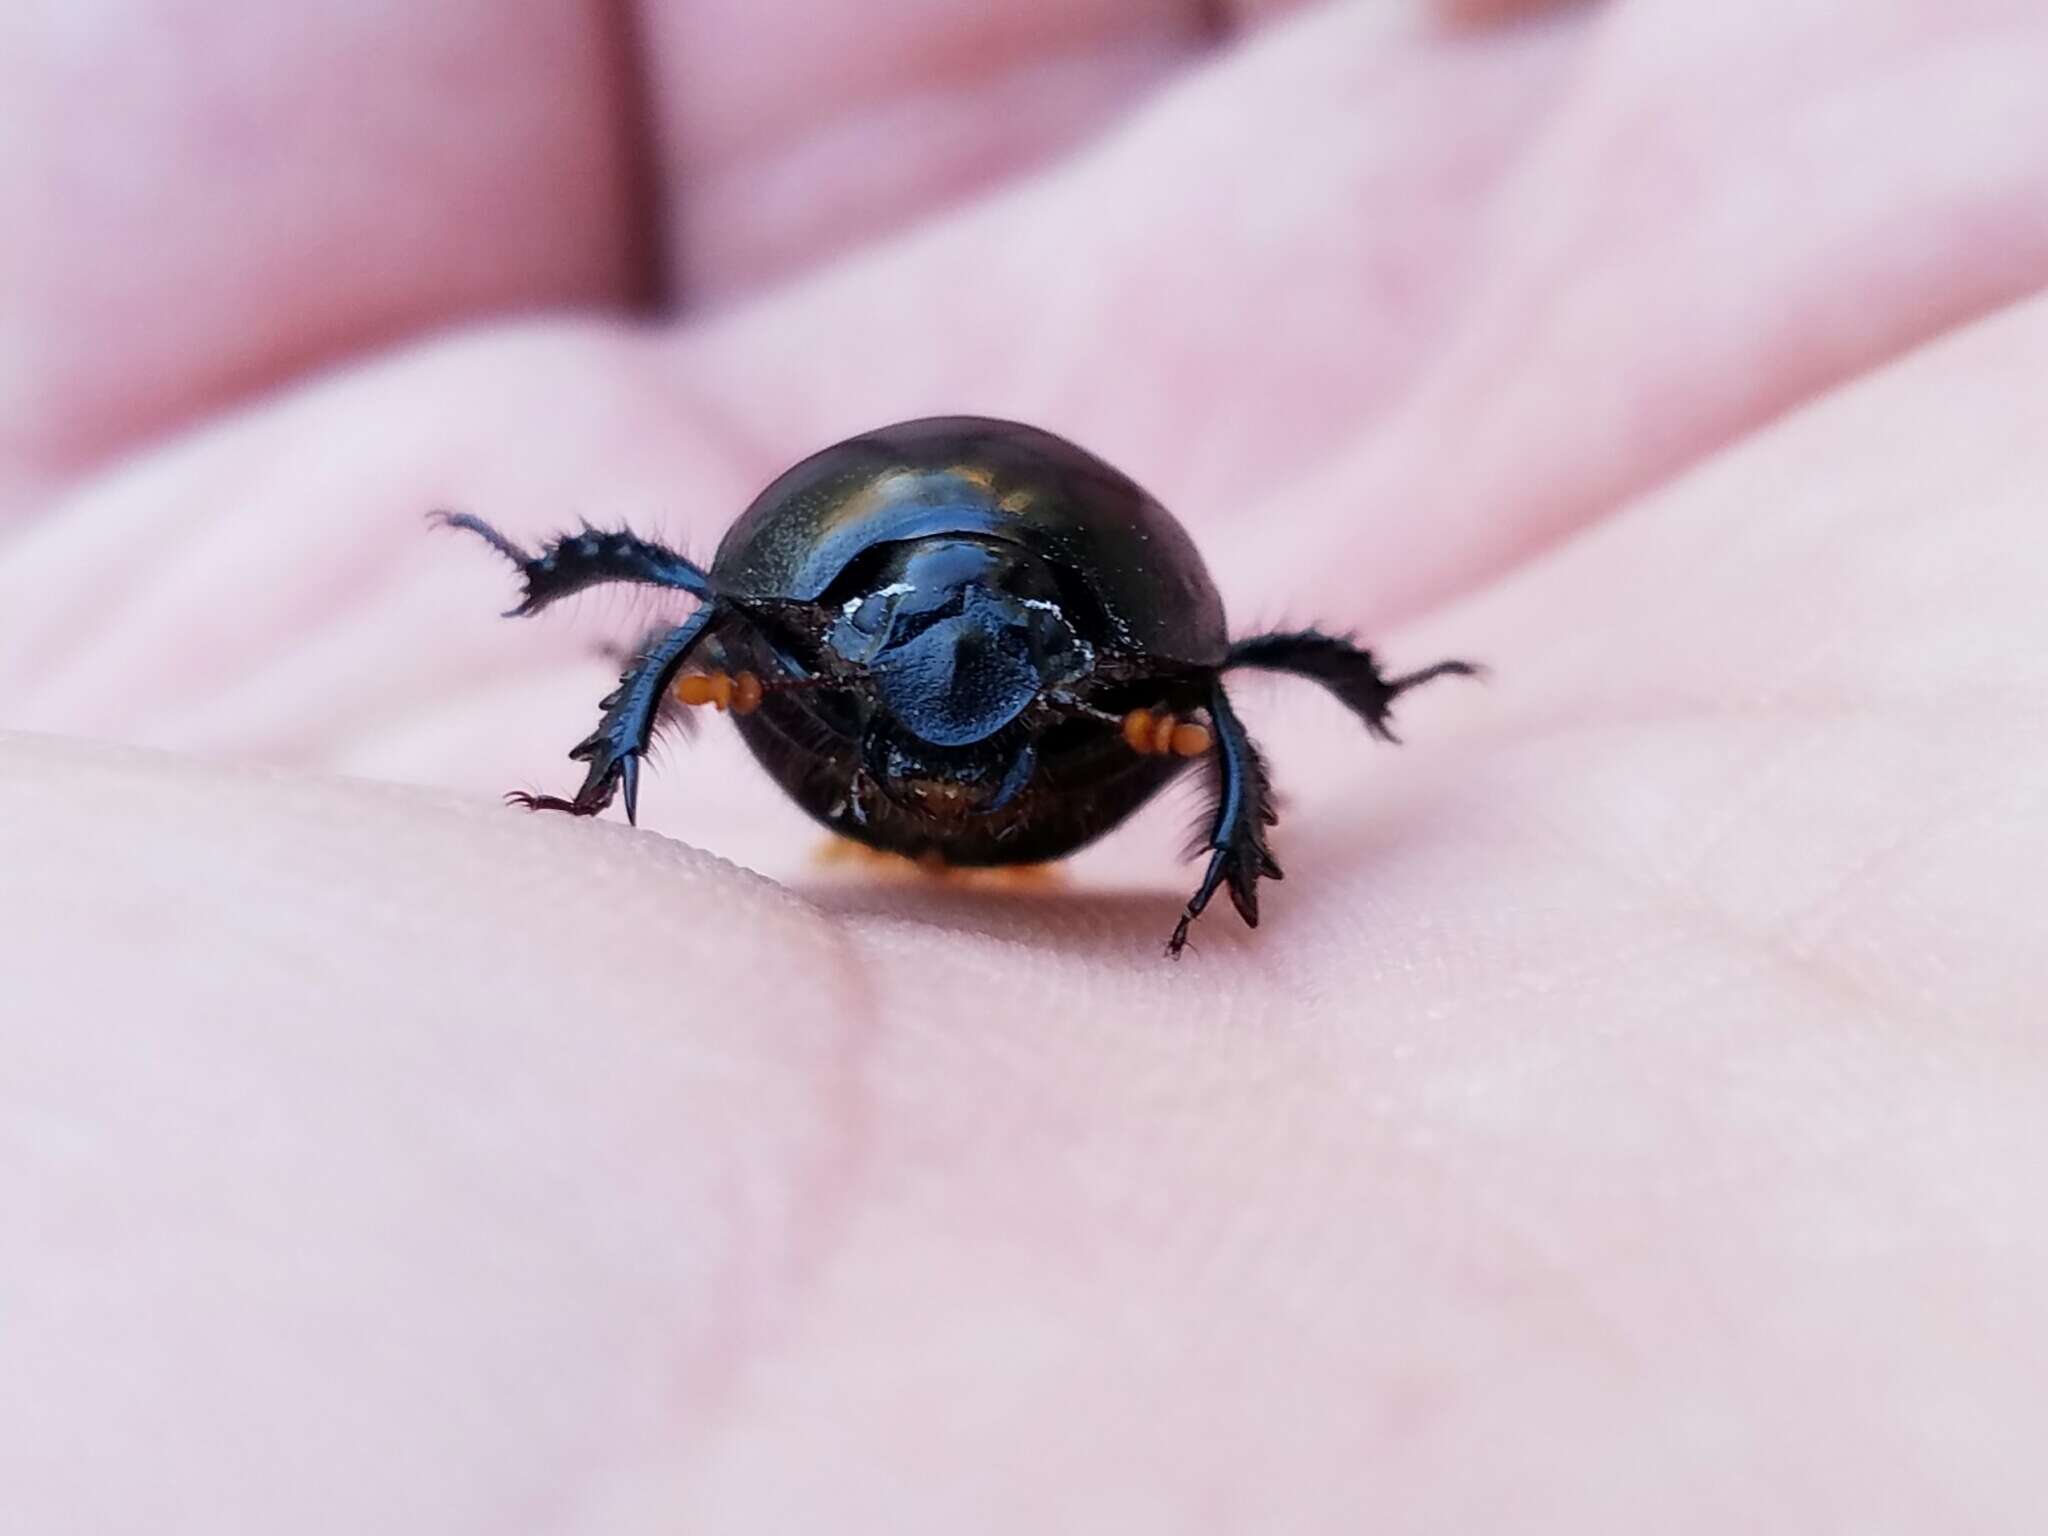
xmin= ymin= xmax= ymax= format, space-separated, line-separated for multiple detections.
xmin=438 ymin=417 xmax=1477 ymax=956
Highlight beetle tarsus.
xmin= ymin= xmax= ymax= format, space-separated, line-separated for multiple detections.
xmin=1168 ymin=682 xmax=1281 ymax=956
xmin=432 ymin=511 xmax=713 ymax=617
xmin=506 ymin=789 xmax=593 ymax=816
xmin=1225 ymin=629 xmax=1481 ymax=741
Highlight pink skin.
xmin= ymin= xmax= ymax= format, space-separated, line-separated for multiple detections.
xmin=4 ymin=0 xmax=2047 ymax=1529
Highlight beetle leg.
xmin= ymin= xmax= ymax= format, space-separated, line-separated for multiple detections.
xmin=507 ymin=603 xmax=723 ymax=825
xmin=1168 ymin=681 xmax=1281 ymax=958
xmin=434 ymin=512 xmax=712 ymax=616
xmin=979 ymin=738 xmax=1038 ymax=814
xmin=593 ymin=626 xmax=707 ymax=742
xmin=1224 ymin=629 xmax=1481 ymax=742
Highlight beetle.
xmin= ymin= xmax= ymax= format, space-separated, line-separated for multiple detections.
xmin=438 ymin=416 xmax=1477 ymax=955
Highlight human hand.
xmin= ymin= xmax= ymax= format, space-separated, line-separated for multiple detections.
xmin=5 ymin=1 xmax=2046 ymax=1528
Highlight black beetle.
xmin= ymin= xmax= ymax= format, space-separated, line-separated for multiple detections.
xmin=438 ymin=416 xmax=1476 ymax=955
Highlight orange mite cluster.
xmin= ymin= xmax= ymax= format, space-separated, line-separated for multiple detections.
xmin=1122 ymin=708 xmax=1213 ymax=758
xmin=674 ymin=670 xmax=764 ymax=715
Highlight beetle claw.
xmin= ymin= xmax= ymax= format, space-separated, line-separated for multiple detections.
xmin=505 ymin=789 xmax=588 ymax=816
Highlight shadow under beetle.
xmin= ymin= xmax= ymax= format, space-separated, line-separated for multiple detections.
xmin=438 ymin=417 xmax=1478 ymax=956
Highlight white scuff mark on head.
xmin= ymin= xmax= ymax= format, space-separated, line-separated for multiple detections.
xmin=1021 ymin=598 xmax=1063 ymax=614
xmin=842 ymin=581 xmax=916 ymax=617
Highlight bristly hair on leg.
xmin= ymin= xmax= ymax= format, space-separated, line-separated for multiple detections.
xmin=430 ymin=511 xmax=712 ymax=617
xmin=600 ymin=626 xmax=702 ymax=742
xmin=1225 ymin=628 xmax=1482 ymax=742
xmin=504 ymin=604 xmax=721 ymax=825
xmin=1177 ymin=746 xmax=1282 ymax=867
xmin=1168 ymin=683 xmax=1282 ymax=957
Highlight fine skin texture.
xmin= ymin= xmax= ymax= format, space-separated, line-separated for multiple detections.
xmin=3 ymin=1 xmax=2048 ymax=1531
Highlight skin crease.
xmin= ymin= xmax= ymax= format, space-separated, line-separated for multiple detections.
xmin=2 ymin=0 xmax=2047 ymax=1529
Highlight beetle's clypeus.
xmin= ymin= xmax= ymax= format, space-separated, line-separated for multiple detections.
xmin=438 ymin=417 xmax=1477 ymax=956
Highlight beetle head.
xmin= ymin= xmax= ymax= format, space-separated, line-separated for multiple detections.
xmin=824 ymin=536 xmax=1091 ymax=809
